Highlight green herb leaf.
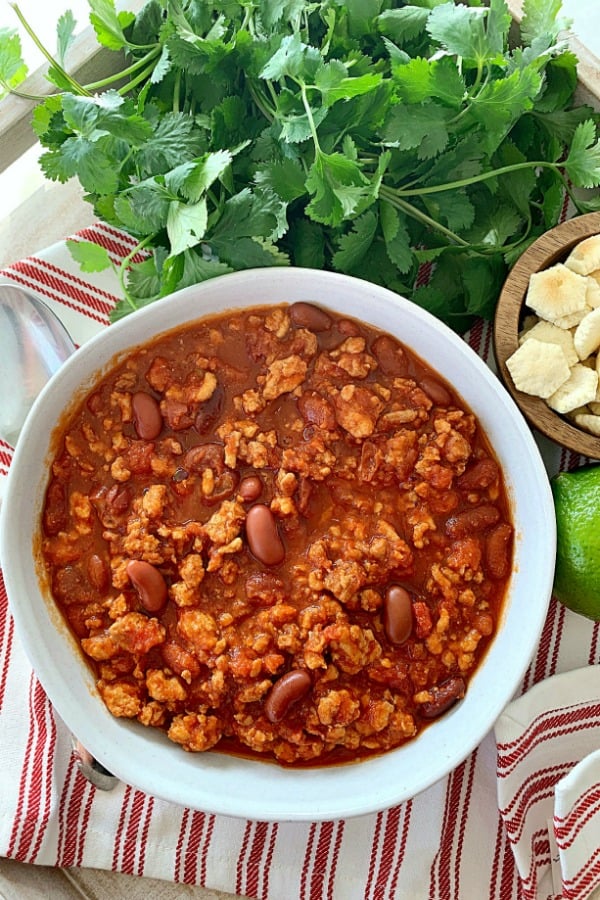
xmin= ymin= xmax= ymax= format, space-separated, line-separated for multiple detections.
xmin=66 ymin=238 xmax=113 ymax=273
xmin=305 ymin=150 xmax=372 ymax=226
xmin=89 ymin=0 xmax=136 ymax=51
xmin=114 ymin=181 xmax=170 ymax=234
xmin=377 ymin=7 xmax=431 ymax=45
xmin=6 ymin=0 xmax=597 ymax=330
xmin=426 ymin=4 xmax=492 ymax=65
xmin=56 ymin=10 xmax=77 ymax=66
xmin=382 ymin=102 xmax=450 ymax=159
xmin=0 ymin=28 xmax=27 ymax=97
xmin=564 ymin=120 xmax=600 ymax=189
xmin=167 ymin=198 xmax=208 ymax=255
xmin=332 ymin=210 xmax=378 ymax=272
xmin=165 ymin=150 xmax=232 ymax=201
xmin=380 ymin=201 xmax=413 ymax=273
xmin=520 ymin=0 xmax=569 ymax=46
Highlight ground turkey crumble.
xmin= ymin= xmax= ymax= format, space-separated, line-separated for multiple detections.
xmin=41 ymin=302 xmax=512 ymax=765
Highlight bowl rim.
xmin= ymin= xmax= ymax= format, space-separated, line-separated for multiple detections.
xmin=0 ymin=266 xmax=556 ymax=821
xmin=493 ymin=211 xmax=600 ymax=459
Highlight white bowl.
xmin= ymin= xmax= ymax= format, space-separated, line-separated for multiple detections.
xmin=0 ymin=268 xmax=555 ymax=821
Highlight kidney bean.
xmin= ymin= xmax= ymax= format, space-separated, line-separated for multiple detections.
xmin=485 ymin=523 xmax=513 ymax=579
xmin=296 ymin=477 xmax=312 ymax=516
xmin=337 ymin=318 xmax=362 ymax=336
xmin=371 ymin=335 xmax=409 ymax=376
xmin=289 ymin=302 xmax=332 ymax=332
xmin=126 ymin=559 xmax=168 ymax=613
xmin=132 ymin=391 xmax=163 ymax=440
xmin=418 ymin=376 xmax=452 ymax=407
xmin=264 ymin=669 xmax=311 ymax=723
xmin=457 ymin=458 xmax=499 ymax=492
xmin=53 ymin=567 xmax=89 ymax=605
xmin=384 ymin=585 xmax=413 ymax=644
xmin=91 ymin=483 xmax=131 ymax=528
xmin=239 ymin=475 xmax=262 ymax=502
xmin=87 ymin=553 xmax=109 ymax=592
xmin=297 ymin=390 xmax=336 ymax=430
xmin=184 ymin=442 xmax=224 ymax=474
xmin=204 ymin=470 xmax=240 ymax=505
xmin=162 ymin=641 xmax=201 ymax=680
xmin=246 ymin=504 xmax=285 ymax=566
xmin=161 ymin=398 xmax=194 ymax=431
xmin=105 ymin=484 xmax=131 ymax=514
xmin=446 ymin=505 xmax=500 ymax=539
xmin=43 ymin=480 xmax=67 ymax=536
xmin=86 ymin=391 xmax=104 ymax=415
xmin=420 ymin=677 xmax=465 ymax=718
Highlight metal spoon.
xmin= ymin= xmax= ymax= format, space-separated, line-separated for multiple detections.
xmin=0 ymin=284 xmax=118 ymax=791
xmin=0 ymin=284 xmax=76 ymax=447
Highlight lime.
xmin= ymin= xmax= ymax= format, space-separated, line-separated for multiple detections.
xmin=551 ymin=464 xmax=600 ymax=620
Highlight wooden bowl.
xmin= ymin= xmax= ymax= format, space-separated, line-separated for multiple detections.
xmin=494 ymin=212 xmax=600 ymax=459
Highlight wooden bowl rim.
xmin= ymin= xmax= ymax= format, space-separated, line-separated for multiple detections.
xmin=493 ymin=212 xmax=600 ymax=459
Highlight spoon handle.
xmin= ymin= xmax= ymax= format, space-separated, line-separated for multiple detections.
xmin=0 ymin=284 xmax=75 ymax=446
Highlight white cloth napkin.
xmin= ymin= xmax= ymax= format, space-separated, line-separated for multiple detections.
xmin=1 ymin=222 xmax=599 ymax=899
xmin=496 ymin=667 xmax=600 ymax=900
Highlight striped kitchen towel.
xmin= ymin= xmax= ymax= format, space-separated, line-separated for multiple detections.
xmin=0 ymin=224 xmax=598 ymax=900
xmin=496 ymin=667 xmax=600 ymax=900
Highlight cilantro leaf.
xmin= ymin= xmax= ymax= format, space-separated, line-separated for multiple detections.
xmin=114 ymin=181 xmax=170 ymax=234
xmin=315 ymin=61 xmax=383 ymax=107
xmin=305 ymin=150 xmax=372 ymax=226
xmin=379 ymin=201 xmax=413 ymax=273
xmin=259 ymin=33 xmax=321 ymax=81
xmin=520 ymin=0 xmax=569 ymax=46
xmin=564 ymin=120 xmax=600 ymax=189
xmin=124 ymin=257 xmax=160 ymax=300
xmin=0 ymin=28 xmax=27 ymax=97
xmin=41 ymin=137 xmax=121 ymax=193
xmin=287 ymin=218 xmax=326 ymax=268
xmin=254 ymin=158 xmax=306 ymax=203
xmin=6 ymin=0 xmax=597 ymax=330
xmin=89 ymin=0 xmax=136 ymax=51
xmin=426 ymin=4 xmax=491 ymax=65
xmin=167 ymin=198 xmax=208 ymax=255
xmin=135 ymin=112 xmax=205 ymax=176
xmin=424 ymin=188 xmax=475 ymax=233
xmin=66 ymin=239 xmax=113 ymax=273
xmin=209 ymin=188 xmax=282 ymax=246
xmin=61 ymin=92 xmax=153 ymax=146
xmin=382 ymin=102 xmax=450 ymax=159
xmin=464 ymin=68 xmax=542 ymax=153
xmin=165 ymin=150 xmax=232 ymax=201
xmin=377 ymin=7 xmax=431 ymax=45
xmin=177 ymin=250 xmax=233 ymax=287
xmin=332 ymin=211 xmax=378 ymax=272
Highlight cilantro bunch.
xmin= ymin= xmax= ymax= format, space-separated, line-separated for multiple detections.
xmin=2 ymin=0 xmax=600 ymax=329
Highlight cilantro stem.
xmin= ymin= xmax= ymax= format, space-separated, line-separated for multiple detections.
xmin=247 ymin=80 xmax=275 ymax=122
xmin=9 ymin=3 xmax=90 ymax=97
xmin=118 ymin=235 xmax=156 ymax=310
xmin=299 ymin=80 xmax=321 ymax=152
xmin=0 ymin=78 xmax=49 ymax=101
xmin=392 ymin=160 xmax=563 ymax=197
xmin=83 ymin=48 xmax=161 ymax=92
xmin=117 ymin=61 xmax=159 ymax=97
xmin=173 ymin=69 xmax=182 ymax=113
xmin=379 ymin=187 xmax=470 ymax=247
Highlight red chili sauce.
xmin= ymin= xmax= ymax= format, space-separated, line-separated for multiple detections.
xmin=40 ymin=302 xmax=513 ymax=765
